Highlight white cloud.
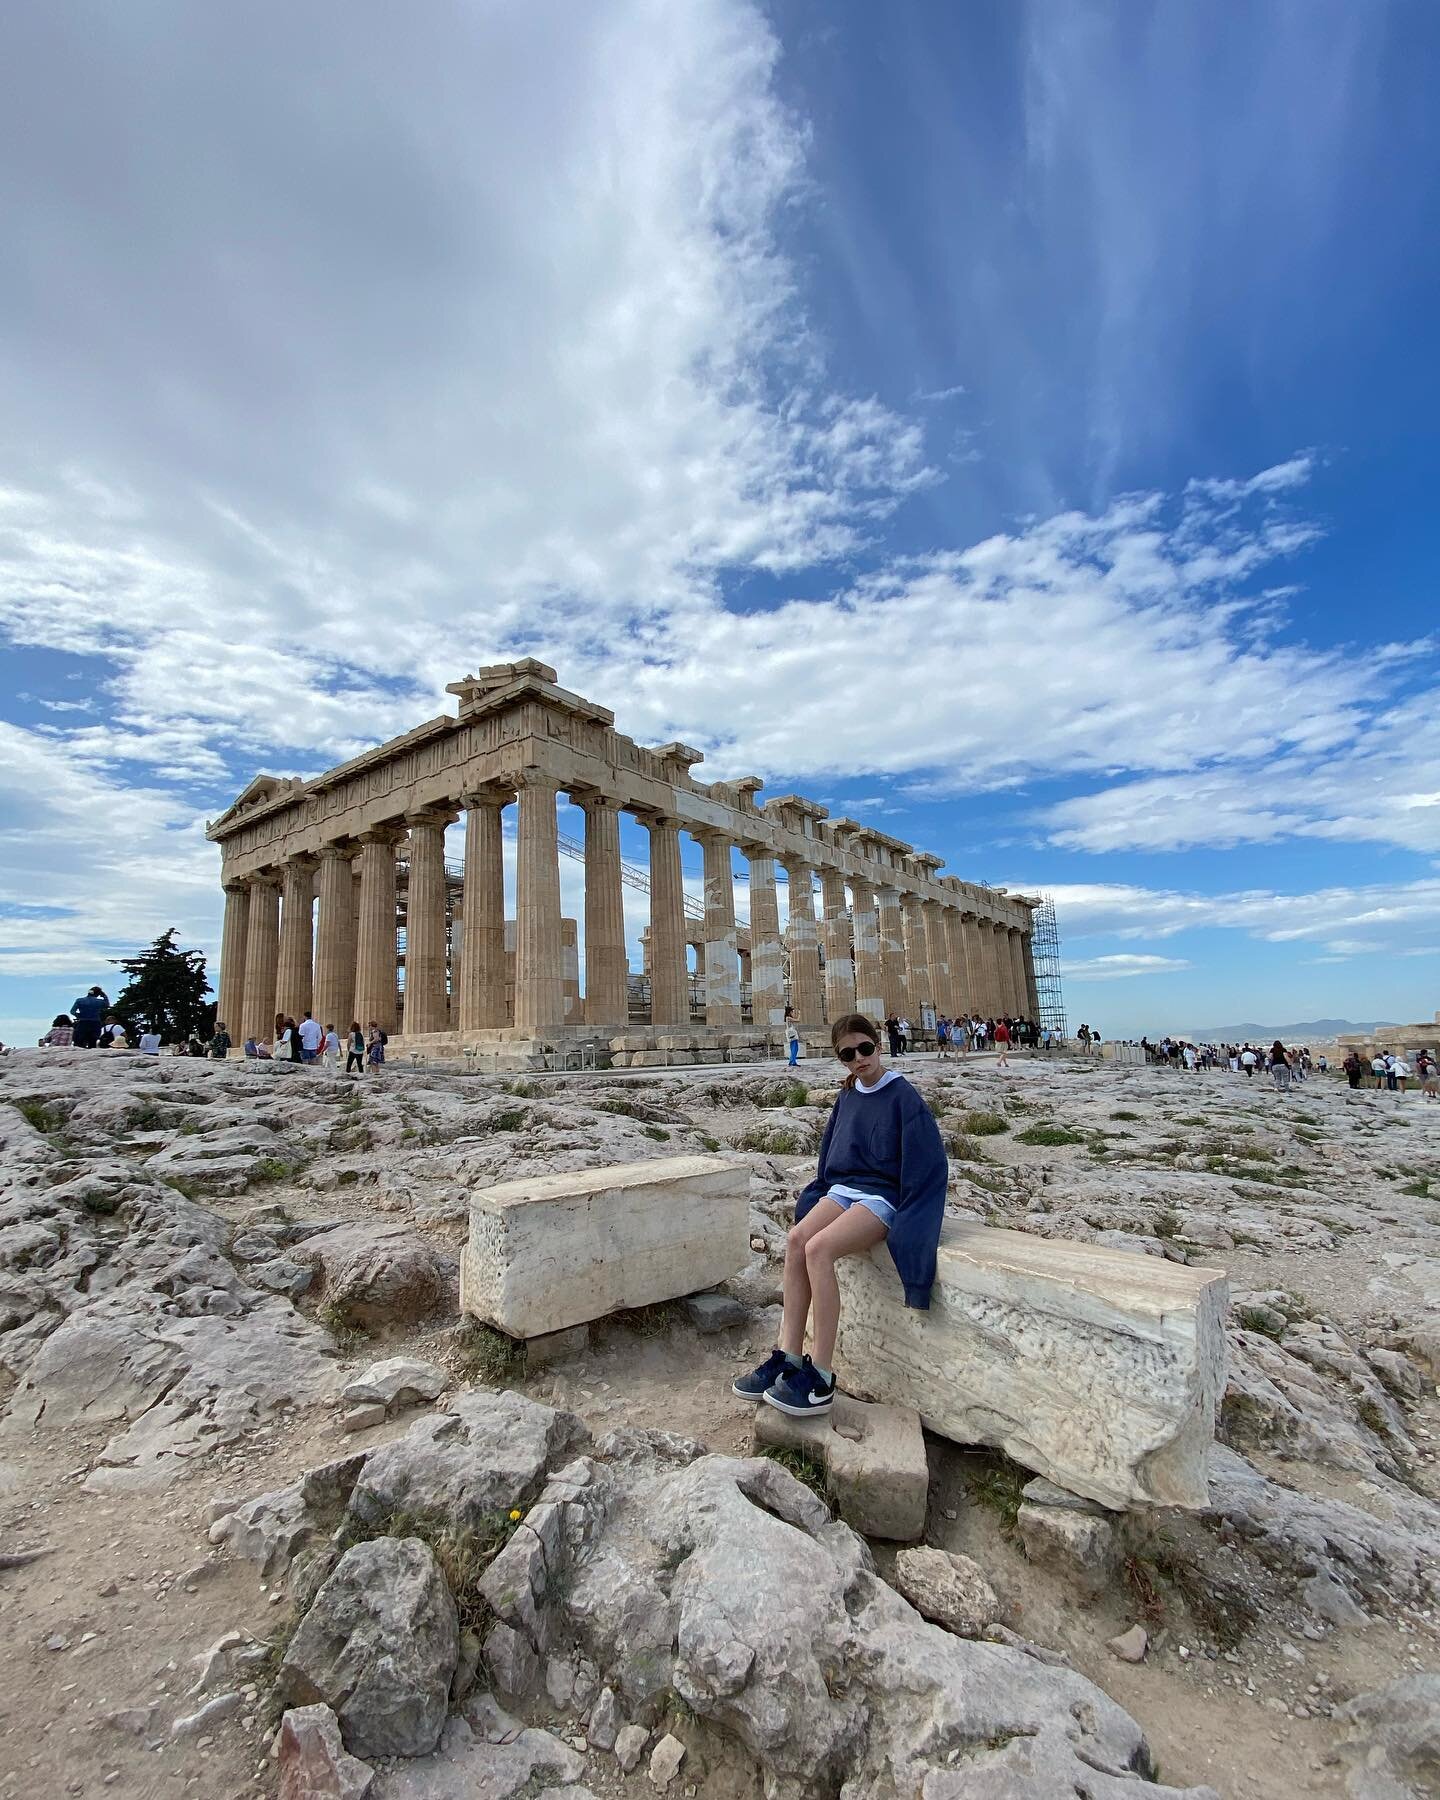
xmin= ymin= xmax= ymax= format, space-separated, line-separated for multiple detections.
xmin=1064 ymin=953 xmax=1191 ymax=981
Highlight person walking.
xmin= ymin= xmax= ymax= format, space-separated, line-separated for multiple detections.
xmin=898 ymin=1016 xmax=913 ymax=1057
xmin=1342 ymin=1049 xmax=1363 ymax=1090
xmin=994 ymin=1015 xmax=1011 ymax=1070
xmin=1269 ymin=1040 xmax=1292 ymax=1094
xmin=784 ymin=1007 xmax=800 ymax=1069
xmin=322 ymin=1023 xmax=340 ymax=1072
xmin=366 ymin=1021 xmax=386 ymax=1072
xmin=345 ymin=1022 xmax=366 ymax=1075
xmin=70 ymin=986 xmax=109 ymax=1049
xmin=1392 ymin=1055 xmax=1411 ymax=1095
xmin=731 ymin=1013 xmax=947 ymax=1417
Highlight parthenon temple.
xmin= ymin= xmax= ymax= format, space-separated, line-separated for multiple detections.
xmin=207 ymin=661 xmax=1041 ymax=1066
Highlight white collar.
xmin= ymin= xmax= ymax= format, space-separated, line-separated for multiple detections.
xmin=853 ymin=1068 xmax=902 ymax=1095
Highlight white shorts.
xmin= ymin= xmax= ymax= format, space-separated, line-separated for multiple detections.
xmin=827 ymin=1186 xmax=896 ymax=1228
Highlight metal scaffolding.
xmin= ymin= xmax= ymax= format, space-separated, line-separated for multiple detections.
xmin=1030 ymin=893 xmax=1067 ymax=1040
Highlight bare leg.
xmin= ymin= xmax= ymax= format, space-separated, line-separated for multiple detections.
xmin=804 ymin=1206 xmax=890 ymax=1370
xmin=779 ymin=1199 xmax=845 ymax=1355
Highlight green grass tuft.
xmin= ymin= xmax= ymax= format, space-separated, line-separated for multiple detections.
xmin=960 ymin=1110 xmax=1010 ymax=1137
xmin=1014 ymin=1123 xmax=1086 ymax=1148
xmin=453 ymin=1318 xmax=526 ymax=1384
xmin=758 ymin=1444 xmax=831 ymax=1508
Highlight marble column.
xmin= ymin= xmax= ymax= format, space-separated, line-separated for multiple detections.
xmin=850 ymin=876 xmax=886 ymax=1023
xmin=997 ymin=922 xmax=1022 ymax=1015
xmin=645 ymin=814 xmax=688 ymax=1026
xmin=746 ymin=850 xmax=786 ymax=1030
xmin=781 ymin=858 xmax=823 ymax=1027
xmin=961 ymin=914 xmax=986 ymax=1017
xmin=1009 ymin=929 xmax=1030 ymax=1022
xmin=943 ymin=909 xmax=968 ymax=1017
xmin=459 ymin=788 xmax=509 ymax=1031
xmin=217 ymin=881 xmax=250 ymax=1039
xmin=354 ymin=829 xmax=401 ymax=1033
xmin=901 ymin=894 xmax=929 ymax=1016
xmin=241 ymin=874 xmax=280 ymax=1043
xmin=922 ymin=900 xmax=949 ymax=1024
xmin=513 ymin=772 xmax=564 ymax=1032
xmin=1022 ymin=933 xmax=1042 ymax=1018
xmin=697 ymin=831 xmax=740 ymax=1026
xmin=404 ymin=811 xmax=454 ymax=1036
xmin=820 ymin=867 xmax=856 ymax=1023
xmin=580 ymin=794 xmax=628 ymax=1028
xmin=981 ymin=920 xmax=1007 ymax=1016
xmin=877 ymin=885 xmax=907 ymax=1016
xmin=314 ymin=844 xmax=358 ymax=1031
xmin=274 ymin=854 xmax=316 ymax=1022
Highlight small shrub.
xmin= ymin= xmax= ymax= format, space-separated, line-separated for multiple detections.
xmin=1014 ymin=1123 xmax=1086 ymax=1148
xmin=697 ymin=1134 xmax=721 ymax=1153
xmin=253 ymin=1156 xmax=295 ymax=1183
xmin=782 ymin=1082 xmax=810 ymax=1109
xmin=616 ymin=1300 xmax=679 ymax=1338
xmin=961 ymin=1110 xmax=1010 ymax=1137
xmin=338 ymin=1507 xmax=522 ymax=1638
xmin=1399 ymin=1179 xmax=1431 ymax=1199
xmin=1110 ymin=1110 xmax=1141 ymax=1122
xmin=17 ymin=1099 xmax=61 ymax=1133
xmin=488 ymin=1106 xmax=529 ymax=1133
xmin=758 ymin=1444 xmax=831 ymax=1509
xmin=453 ymin=1319 xmax=526 ymax=1384
xmin=945 ymin=1132 xmax=988 ymax=1162
xmin=177 ymin=1120 xmax=202 ymax=1136
xmin=315 ymin=1300 xmax=367 ymax=1352
xmin=641 ymin=1125 xmax=670 ymax=1142
xmin=503 ymin=1079 xmax=546 ymax=1098
xmin=1152 ymin=1207 xmax=1181 ymax=1240
xmin=966 ymin=1453 xmax=1029 ymax=1538
xmin=734 ymin=1122 xmax=810 ymax=1156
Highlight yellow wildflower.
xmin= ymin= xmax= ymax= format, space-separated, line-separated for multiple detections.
xmin=509 ymin=1508 xmax=522 ymax=1520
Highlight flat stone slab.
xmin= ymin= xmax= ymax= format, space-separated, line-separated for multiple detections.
xmin=833 ymin=1221 xmax=1227 ymax=1511
xmin=460 ymin=1155 xmax=747 ymax=1339
xmin=752 ymin=1393 xmax=928 ymax=1541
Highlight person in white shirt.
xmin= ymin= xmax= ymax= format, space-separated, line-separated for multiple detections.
xmin=298 ymin=1012 xmax=324 ymax=1064
xmin=898 ymin=1017 xmax=912 ymax=1056
xmin=138 ymin=1030 xmax=161 ymax=1056
xmin=322 ymin=1024 xmax=340 ymax=1072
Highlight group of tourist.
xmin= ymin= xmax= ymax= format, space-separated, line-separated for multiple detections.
xmin=241 ymin=1012 xmax=387 ymax=1074
xmin=1342 ymin=1047 xmax=1439 ymax=1097
xmin=38 ymin=986 xmax=132 ymax=1051
xmin=1142 ymin=1037 xmax=1325 ymax=1080
xmin=932 ymin=1015 xmax=1043 ymax=1062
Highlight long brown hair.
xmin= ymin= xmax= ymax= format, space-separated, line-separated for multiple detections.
xmin=831 ymin=1013 xmax=881 ymax=1090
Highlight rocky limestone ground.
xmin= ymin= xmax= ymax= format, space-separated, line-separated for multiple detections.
xmin=0 ymin=1046 xmax=1436 ymax=1799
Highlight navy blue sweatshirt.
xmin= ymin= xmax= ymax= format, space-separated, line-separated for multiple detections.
xmin=796 ymin=1072 xmax=948 ymax=1308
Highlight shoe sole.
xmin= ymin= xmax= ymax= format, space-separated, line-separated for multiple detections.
xmin=731 ymin=1381 xmax=778 ymax=1401
xmin=762 ymin=1390 xmax=834 ymax=1417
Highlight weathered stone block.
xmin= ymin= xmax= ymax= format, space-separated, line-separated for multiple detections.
xmin=832 ymin=1221 xmax=1227 ymax=1510
xmin=526 ymin=1323 xmax=590 ymax=1367
xmin=461 ymin=1156 xmax=747 ymax=1338
xmin=752 ymin=1393 xmax=928 ymax=1540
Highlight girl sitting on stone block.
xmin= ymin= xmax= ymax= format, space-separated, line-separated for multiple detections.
xmin=733 ymin=1011 xmax=948 ymax=1417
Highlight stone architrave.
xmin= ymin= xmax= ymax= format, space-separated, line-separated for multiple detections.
xmin=877 ymin=886 xmax=907 ymax=1016
xmin=404 ymin=811 xmax=455 ymax=1035
xmin=460 ymin=1155 xmax=747 ymax=1338
xmin=921 ymin=901 xmax=949 ymax=1022
xmin=644 ymin=815 xmax=689 ymax=1027
xmin=459 ymin=787 xmax=509 ymax=1031
xmin=275 ymin=854 xmax=316 ymax=1022
xmin=900 ymin=894 xmax=928 ymax=1017
xmin=1008 ymin=929 xmax=1029 ymax=1022
xmin=314 ymin=845 xmax=358 ymax=1033
xmin=832 ymin=1221 xmax=1228 ymax=1510
xmin=217 ymin=881 xmax=250 ymax=1040
xmin=781 ymin=859 xmax=822 ymax=1027
xmin=354 ymin=829 xmax=401 ymax=1033
xmin=820 ymin=868 xmax=856 ymax=1023
xmin=849 ymin=876 xmax=886 ymax=1023
xmin=697 ymin=830 xmax=740 ymax=1026
xmin=241 ymin=874 xmax=281 ymax=1042
xmin=746 ymin=850 xmax=786 ymax=1030
xmin=512 ymin=771 xmax=564 ymax=1032
xmin=580 ymin=794 xmax=628 ymax=1027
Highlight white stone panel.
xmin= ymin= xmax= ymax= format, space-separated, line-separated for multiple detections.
xmin=832 ymin=1220 xmax=1227 ymax=1510
xmin=461 ymin=1155 xmax=747 ymax=1338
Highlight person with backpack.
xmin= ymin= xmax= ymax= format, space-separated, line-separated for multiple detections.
xmin=731 ymin=1012 xmax=948 ymax=1418
xmin=209 ymin=1022 xmax=232 ymax=1060
xmin=345 ymin=1021 xmax=366 ymax=1075
xmin=366 ymin=1020 xmax=387 ymax=1071
xmin=1342 ymin=1050 xmax=1364 ymax=1090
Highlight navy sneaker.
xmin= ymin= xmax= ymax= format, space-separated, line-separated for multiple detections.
xmin=732 ymin=1347 xmax=790 ymax=1400
xmin=763 ymin=1356 xmax=836 ymax=1417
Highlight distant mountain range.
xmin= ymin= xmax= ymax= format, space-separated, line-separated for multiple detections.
xmin=1178 ymin=1018 xmax=1397 ymax=1043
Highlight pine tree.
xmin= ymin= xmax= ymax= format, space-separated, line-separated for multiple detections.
xmin=110 ymin=929 xmax=214 ymax=1044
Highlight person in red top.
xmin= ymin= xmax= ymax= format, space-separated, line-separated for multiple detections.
xmin=994 ymin=1016 xmax=1011 ymax=1069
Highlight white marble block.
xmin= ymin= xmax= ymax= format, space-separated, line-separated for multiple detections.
xmin=832 ymin=1221 xmax=1228 ymax=1510
xmin=460 ymin=1155 xmax=747 ymax=1338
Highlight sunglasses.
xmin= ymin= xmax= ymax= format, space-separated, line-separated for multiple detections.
xmin=837 ymin=1041 xmax=877 ymax=1063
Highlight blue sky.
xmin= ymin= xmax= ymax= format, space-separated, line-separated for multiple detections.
xmin=1 ymin=0 xmax=1437 ymax=1043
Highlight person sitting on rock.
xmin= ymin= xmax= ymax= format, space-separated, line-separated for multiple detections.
xmin=732 ymin=1011 xmax=948 ymax=1418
